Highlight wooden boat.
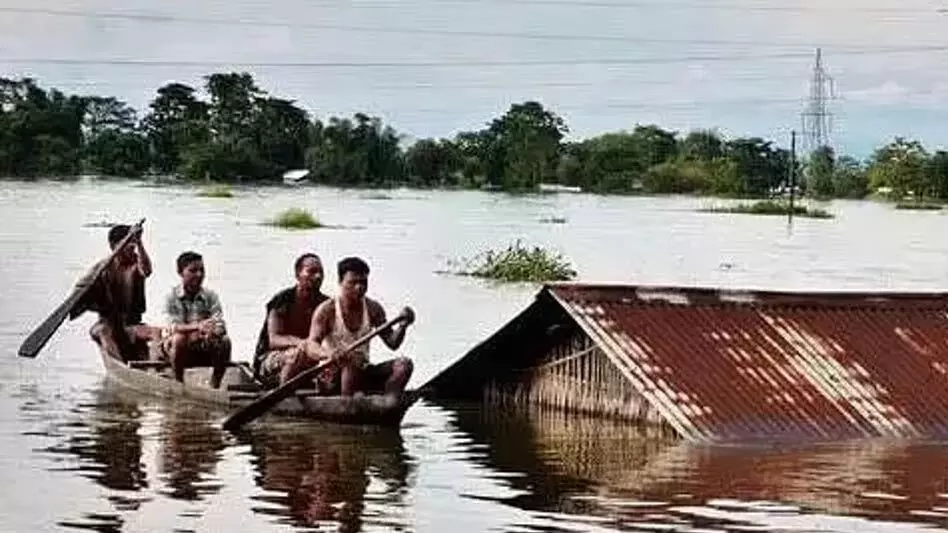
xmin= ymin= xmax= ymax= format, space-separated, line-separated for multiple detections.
xmin=98 ymin=346 xmax=422 ymax=428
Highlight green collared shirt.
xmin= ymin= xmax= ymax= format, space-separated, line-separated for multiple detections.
xmin=163 ymin=284 xmax=225 ymax=326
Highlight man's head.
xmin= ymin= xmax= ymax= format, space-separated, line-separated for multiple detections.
xmin=108 ymin=224 xmax=137 ymax=265
xmin=294 ymin=252 xmax=324 ymax=293
xmin=176 ymin=251 xmax=205 ymax=294
xmin=337 ymin=256 xmax=369 ymax=301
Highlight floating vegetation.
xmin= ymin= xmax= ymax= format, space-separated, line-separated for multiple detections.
xmin=539 ymin=215 xmax=568 ymax=224
xmin=895 ymin=201 xmax=943 ymax=211
xmin=699 ymin=200 xmax=834 ymax=219
xmin=83 ymin=220 xmax=122 ymax=228
xmin=446 ymin=240 xmax=577 ymax=283
xmin=360 ymin=192 xmax=394 ymax=200
xmin=263 ymin=208 xmax=323 ymax=229
xmin=196 ymin=184 xmax=234 ymax=198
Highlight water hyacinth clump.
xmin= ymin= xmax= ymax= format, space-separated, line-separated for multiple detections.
xmin=264 ymin=207 xmax=322 ymax=229
xmin=895 ymin=201 xmax=943 ymax=211
xmin=451 ymin=240 xmax=577 ymax=283
xmin=196 ymin=184 xmax=234 ymax=198
xmin=700 ymin=200 xmax=834 ymax=219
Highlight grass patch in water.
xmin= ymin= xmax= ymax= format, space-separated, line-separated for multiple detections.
xmin=196 ymin=184 xmax=234 ymax=198
xmin=539 ymin=215 xmax=568 ymax=224
xmin=264 ymin=208 xmax=323 ymax=229
xmin=895 ymin=201 xmax=943 ymax=211
xmin=699 ymin=200 xmax=834 ymax=219
xmin=445 ymin=240 xmax=577 ymax=283
xmin=361 ymin=192 xmax=394 ymax=200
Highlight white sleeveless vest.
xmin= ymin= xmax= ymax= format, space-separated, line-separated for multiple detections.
xmin=322 ymin=297 xmax=372 ymax=365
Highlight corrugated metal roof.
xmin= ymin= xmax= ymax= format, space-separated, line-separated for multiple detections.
xmin=545 ymin=283 xmax=948 ymax=443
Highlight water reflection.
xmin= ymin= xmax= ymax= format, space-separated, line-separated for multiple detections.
xmin=38 ymin=384 xmax=148 ymax=495
xmin=444 ymin=401 xmax=948 ymax=532
xmin=155 ymin=404 xmax=225 ymax=502
xmin=242 ymin=423 xmax=415 ymax=532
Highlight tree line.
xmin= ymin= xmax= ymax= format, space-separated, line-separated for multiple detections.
xmin=0 ymin=71 xmax=944 ymax=200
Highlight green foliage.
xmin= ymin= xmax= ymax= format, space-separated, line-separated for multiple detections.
xmin=0 ymin=73 xmax=945 ymax=206
xmin=448 ymin=240 xmax=577 ymax=283
xmin=701 ymin=200 xmax=834 ymax=219
xmin=265 ymin=208 xmax=322 ymax=229
xmin=196 ymin=184 xmax=234 ymax=198
xmin=895 ymin=201 xmax=943 ymax=211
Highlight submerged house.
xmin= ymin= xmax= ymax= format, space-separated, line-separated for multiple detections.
xmin=423 ymin=282 xmax=948 ymax=443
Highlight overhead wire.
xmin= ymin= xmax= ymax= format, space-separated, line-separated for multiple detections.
xmin=0 ymin=6 xmax=944 ymax=48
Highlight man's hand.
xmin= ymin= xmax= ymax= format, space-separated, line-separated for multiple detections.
xmin=399 ymin=306 xmax=416 ymax=326
xmin=198 ymin=318 xmax=219 ymax=337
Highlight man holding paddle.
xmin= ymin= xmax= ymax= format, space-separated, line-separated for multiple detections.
xmin=69 ymin=222 xmax=157 ymax=360
xmin=305 ymin=256 xmax=415 ymax=397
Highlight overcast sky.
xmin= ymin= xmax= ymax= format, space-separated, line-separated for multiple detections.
xmin=2 ymin=0 xmax=947 ymax=157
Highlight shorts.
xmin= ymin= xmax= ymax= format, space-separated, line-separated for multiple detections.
xmin=149 ymin=334 xmax=227 ymax=367
xmin=318 ymin=358 xmax=401 ymax=395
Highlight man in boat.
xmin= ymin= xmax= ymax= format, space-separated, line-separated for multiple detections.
xmin=150 ymin=251 xmax=232 ymax=388
xmin=305 ymin=256 xmax=415 ymax=397
xmin=253 ymin=253 xmax=331 ymax=387
xmin=70 ymin=223 xmax=156 ymax=361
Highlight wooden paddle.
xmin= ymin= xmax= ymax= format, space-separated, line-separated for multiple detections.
xmin=17 ymin=218 xmax=146 ymax=359
xmin=221 ymin=313 xmax=409 ymax=432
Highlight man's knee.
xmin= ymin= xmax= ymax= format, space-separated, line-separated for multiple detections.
xmin=392 ymin=356 xmax=413 ymax=377
xmin=171 ymin=332 xmax=189 ymax=351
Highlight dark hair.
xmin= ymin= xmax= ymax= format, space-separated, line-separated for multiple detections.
xmin=108 ymin=224 xmax=131 ymax=248
xmin=294 ymin=253 xmax=322 ymax=274
xmin=337 ymin=256 xmax=369 ymax=282
xmin=176 ymin=251 xmax=203 ymax=274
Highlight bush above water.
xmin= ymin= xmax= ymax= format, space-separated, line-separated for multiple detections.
xmin=699 ymin=200 xmax=834 ymax=219
xmin=447 ymin=240 xmax=577 ymax=283
xmin=264 ymin=207 xmax=322 ymax=229
xmin=196 ymin=184 xmax=234 ymax=198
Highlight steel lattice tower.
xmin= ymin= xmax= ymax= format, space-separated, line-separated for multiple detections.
xmin=800 ymin=48 xmax=837 ymax=154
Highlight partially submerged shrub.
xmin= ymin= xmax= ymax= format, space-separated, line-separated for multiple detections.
xmin=895 ymin=201 xmax=942 ymax=211
xmin=197 ymin=184 xmax=234 ymax=198
xmin=700 ymin=200 xmax=833 ymax=219
xmin=448 ymin=240 xmax=577 ymax=282
xmin=264 ymin=207 xmax=322 ymax=229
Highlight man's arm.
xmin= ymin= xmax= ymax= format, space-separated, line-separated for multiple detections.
xmin=164 ymin=291 xmax=203 ymax=334
xmin=266 ymin=308 xmax=306 ymax=350
xmin=302 ymin=301 xmax=334 ymax=360
xmin=369 ymin=300 xmax=411 ymax=351
xmin=132 ymin=233 xmax=153 ymax=278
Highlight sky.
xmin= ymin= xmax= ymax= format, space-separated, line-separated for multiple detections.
xmin=1 ymin=0 xmax=948 ymax=158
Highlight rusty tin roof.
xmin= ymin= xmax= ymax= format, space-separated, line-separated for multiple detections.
xmin=544 ymin=282 xmax=948 ymax=443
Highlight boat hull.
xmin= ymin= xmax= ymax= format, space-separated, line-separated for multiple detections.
xmin=99 ymin=349 xmax=420 ymax=428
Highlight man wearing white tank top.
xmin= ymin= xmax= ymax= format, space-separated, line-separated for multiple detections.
xmin=306 ymin=256 xmax=415 ymax=396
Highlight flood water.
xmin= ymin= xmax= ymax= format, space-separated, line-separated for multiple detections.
xmin=4 ymin=180 xmax=948 ymax=532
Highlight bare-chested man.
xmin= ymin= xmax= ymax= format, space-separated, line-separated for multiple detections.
xmin=253 ymin=253 xmax=330 ymax=387
xmin=70 ymin=223 xmax=156 ymax=360
xmin=306 ymin=256 xmax=415 ymax=397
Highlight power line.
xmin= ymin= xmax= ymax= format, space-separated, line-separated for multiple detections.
xmin=0 ymin=7 xmax=943 ymax=48
xmin=2 ymin=46 xmax=946 ymax=69
xmin=17 ymin=1 xmax=941 ymax=14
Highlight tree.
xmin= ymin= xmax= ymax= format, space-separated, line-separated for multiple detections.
xmin=142 ymin=83 xmax=209 ymax=174
xmin=867 ymin=137 xmax=930 ymax=199
xmin=806 ymin=145 xmax=835 ymax=198
xmin=480 ymin=101 xmax=568 ymax=190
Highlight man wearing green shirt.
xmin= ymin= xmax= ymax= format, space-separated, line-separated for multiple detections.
xmin=151 ymin=251 xmax=232 ymax=388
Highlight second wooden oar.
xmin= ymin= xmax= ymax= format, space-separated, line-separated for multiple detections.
xmin=221 ymin=313 xmax=408 ymax=432
xmin=18 ymin=218 xmax=146 ymax=359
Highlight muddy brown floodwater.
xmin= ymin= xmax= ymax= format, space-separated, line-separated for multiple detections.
xmin=3 ymin=180 xmax=948 ymax=532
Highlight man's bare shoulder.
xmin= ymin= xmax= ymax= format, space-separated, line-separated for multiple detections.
xmin=366 ymin=298 xmax=387 ymax=324
xmin=313 ymin=298 xmax=335 ymax=320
